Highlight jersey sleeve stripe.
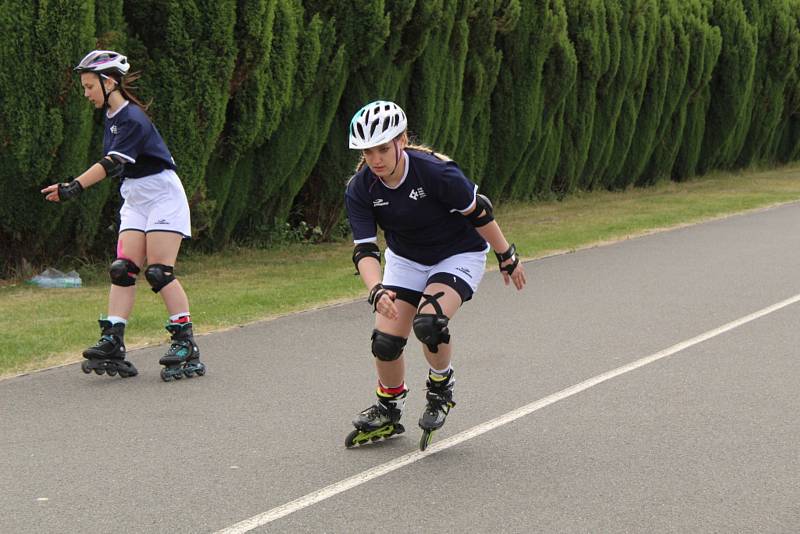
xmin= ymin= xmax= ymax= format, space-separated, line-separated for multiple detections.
xmin=450 ymin=184 xmax=478 ymax=213
xmin=108 ymin=151 xmax=135 ymax=163
xmin=353 ymin=237 xmax=378 ymax=244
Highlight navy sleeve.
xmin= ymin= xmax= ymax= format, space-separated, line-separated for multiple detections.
xmin=107 ymin=117 xmax=144 ymax=163
xmin=436 ymin=161 xmax=478 ymax=213
xmin=345 ymin=185 xmax=377 ymax=243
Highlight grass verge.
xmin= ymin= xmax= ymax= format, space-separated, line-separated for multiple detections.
xmin=2 ymin=164 xmax=799 ymax=378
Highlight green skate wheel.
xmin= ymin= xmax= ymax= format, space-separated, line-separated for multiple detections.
xmin=345 ymin=429 xmax=361 ymax=448
xmin=419 ymin=429 xmax=434 ymax=451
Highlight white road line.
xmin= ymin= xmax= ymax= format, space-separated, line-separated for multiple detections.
xmin=215 ymin=293 xmax=800 ymax=534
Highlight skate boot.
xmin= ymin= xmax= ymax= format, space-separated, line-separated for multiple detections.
xmin=418 ymin=371 xmax=456 ymax=451
xmin=159 ymin=322 xmax=205 ymax=381
xmin=345 ymin=388 xmax=408 ymax=447
xmin=81 ymin=320 xmax=138 ymax=378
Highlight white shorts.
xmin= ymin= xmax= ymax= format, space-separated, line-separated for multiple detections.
xmin=382 ymin=246 xmax=488 ymax=304
xmin=119 ymin=169 xmax=191 ymax=238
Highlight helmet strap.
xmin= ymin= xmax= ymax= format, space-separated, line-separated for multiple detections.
xmin=98 ymin=73 xmax=120 ymax=109
xmin=387 ymin=139 xmax=403 ymax=177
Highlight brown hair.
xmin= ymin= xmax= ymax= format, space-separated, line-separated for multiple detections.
xmin=109 ymin=71 xmax=151 ymax=111
xmin=353 ymin=132 xmax=452 ymax=172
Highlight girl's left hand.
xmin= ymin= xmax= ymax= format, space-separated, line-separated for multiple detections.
xmin=502 ymin=260 xmax=526 ymax=290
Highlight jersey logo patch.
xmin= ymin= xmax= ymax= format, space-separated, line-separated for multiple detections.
xmin=455 ymin=266 xmax=472 ymax=279
xmin=408 ymin=187 xmax=426 ymax=201
xmin=373 ymin=198 xmax=389 ymax=207
xmin=110 ymin=125 xmax=119 ymax=134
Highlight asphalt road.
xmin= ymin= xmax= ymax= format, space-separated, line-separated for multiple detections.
xmin=2 ymin=203 xmax=799 ymax=533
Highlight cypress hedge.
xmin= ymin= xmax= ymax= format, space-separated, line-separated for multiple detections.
xmin=1 ymin=0 xmax=798 ymax=276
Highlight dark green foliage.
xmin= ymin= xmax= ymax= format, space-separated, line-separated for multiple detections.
xmin=455 ymin=1 xmax=520 ymax=184
xmin=597 ymin=0 xmax=659 ymax=189
xmin=513 ymin=1 xmax=577 ymax=199
xmin=486 ymin=0 xmax=566 ymax=198
xmin=639 ymin=0 xmax=694 ymax=185
xmin=697 ymin=0 xmax=758 ymax=172
xmin=408 ymin=0 xmax=469 ymax=154
xmin=579 ymin=0 xmax=624 ymax=190
xmin=0 ymin=1 xmax=95 ymax=273
xmin=620 ymin=2 xmax=674 ymax=188
xmin=672 ymin=1 xmax=723 ymax=180
xmin=123 ymin=0 xmax=237 ymax=235
xmin=298 ymin=0 xmax=425 ymax=238
xmin=737 ymin=0 xmax=800 ymax=166
xmin=2 ymin=0 xmax=799 ymax=276
xmin=558 ymin=0 xmax=609 ymax=193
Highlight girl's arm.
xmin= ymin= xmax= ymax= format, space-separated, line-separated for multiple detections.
xmin=41 ymin=157 xmax=118 ymax=202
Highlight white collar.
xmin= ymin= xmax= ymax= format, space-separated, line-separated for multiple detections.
xmin=106 ymin=99 xmax=130 ymax=119
xmin=379 ymin=151 xmax=409 ymax=190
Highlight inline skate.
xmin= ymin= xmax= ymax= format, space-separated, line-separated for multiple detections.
xmin=159 ymin=322 xmax=205 ymax=381
xmin=81 ymin=320 xmax=138 ymax=378
xmin=345 ymin=389 xmax=407 ymax=447
xmin=418 ymin=371 xmax=455 ymax=451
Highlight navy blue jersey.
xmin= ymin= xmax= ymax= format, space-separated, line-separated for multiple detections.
xmin=345 ymin=149 xmax=487 ymax=265
xmin=104 ymin=101 xmax=177 ymax=178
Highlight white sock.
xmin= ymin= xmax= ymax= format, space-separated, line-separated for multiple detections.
xmin=106 ymin=316 xmax=127 ymax=325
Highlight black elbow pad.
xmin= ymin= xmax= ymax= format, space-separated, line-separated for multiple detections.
xmin=99 ymin=156 xmax=125 ymax=178
xmin=352 ymin=243 xmax=381 ymax=273
xmin=465 ymin=194 xmax=494 ymax=227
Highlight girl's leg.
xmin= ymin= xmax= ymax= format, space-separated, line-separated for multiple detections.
xmin=108 ymin=230 xmax=146 ymax=319
xmin=144 ymin=231 xmax=189 ymax=315
xmin=417 ymin=283 xmax=463 ymax=370
xmin=373 ymin=300 xmax=416 ymax=388
xmin=415 ymin=283 xmax=463 ymax=444
xmin=81 ymin=231 xmax=145 ymax=377
xmin=144 ymin=231 xmax=204 ymax=381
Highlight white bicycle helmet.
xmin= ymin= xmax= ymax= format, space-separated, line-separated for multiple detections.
xmin=349 ymin=100 xmax=407 ymax=149
xmin=74 ymin=50 xmax=130 ymax=77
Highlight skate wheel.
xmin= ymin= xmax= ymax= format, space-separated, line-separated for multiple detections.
xmin=106 ymin=368 xmax=118 ymax=377
xmin=160 ymin=368 xmax=172 ymax=382
xmin=81 ymin=361 xmax=92 ymax=374
xmin=345 ymin=429 xmax=362 ymax=448
xmin=195 ymin=364 xmax=206 ymax=376
xmin=173 ymin=371 xmax=183 ymax=380
xmin=184 ymin=368 xmax=195 ymax=378
xmin=94 ymin=368 xmax=106 ymax=376
xmin=419 ymin=430 xmax=434 ymax=451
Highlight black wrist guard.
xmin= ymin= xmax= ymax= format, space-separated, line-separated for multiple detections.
xmin=368 ymin=283 xmax=391 ymax=312
xmin=495 ymin=243 xmax=519 ymax=275
xmin=352 ymin=242 xmax=381 ymax=274
xmin=57 ymin=179 xmax=84 ymax=201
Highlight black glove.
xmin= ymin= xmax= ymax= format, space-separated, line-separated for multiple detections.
xmin=495 ymin=243 xmax=519 ymax=275
xmin=57 ymin=179 xmax=84 ymax=201
xmin=368 ymin=283 xmax=392 ymax=312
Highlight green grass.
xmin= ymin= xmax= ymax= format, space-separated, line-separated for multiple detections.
xmin=2 ymin=164 xmax=800 ymax=378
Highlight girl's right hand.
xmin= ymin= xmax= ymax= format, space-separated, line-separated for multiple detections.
xmin=368 ymin=283 xmax=399 ymax=319
xmin=375 ymin=290 xmax=399 ymax=319
xmin=40 ymin=183 xmax=61 ymax=202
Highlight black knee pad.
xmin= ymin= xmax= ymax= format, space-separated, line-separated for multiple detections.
xmin=371 ymin=329 xmax=407 ymax=361
xmin=109 ymin=258 xmax=140 ymax=287
xmin=145 ymin=264 xmax=176 ymax=293
xmin=413 ymin=292 xmax=451 ymax=353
